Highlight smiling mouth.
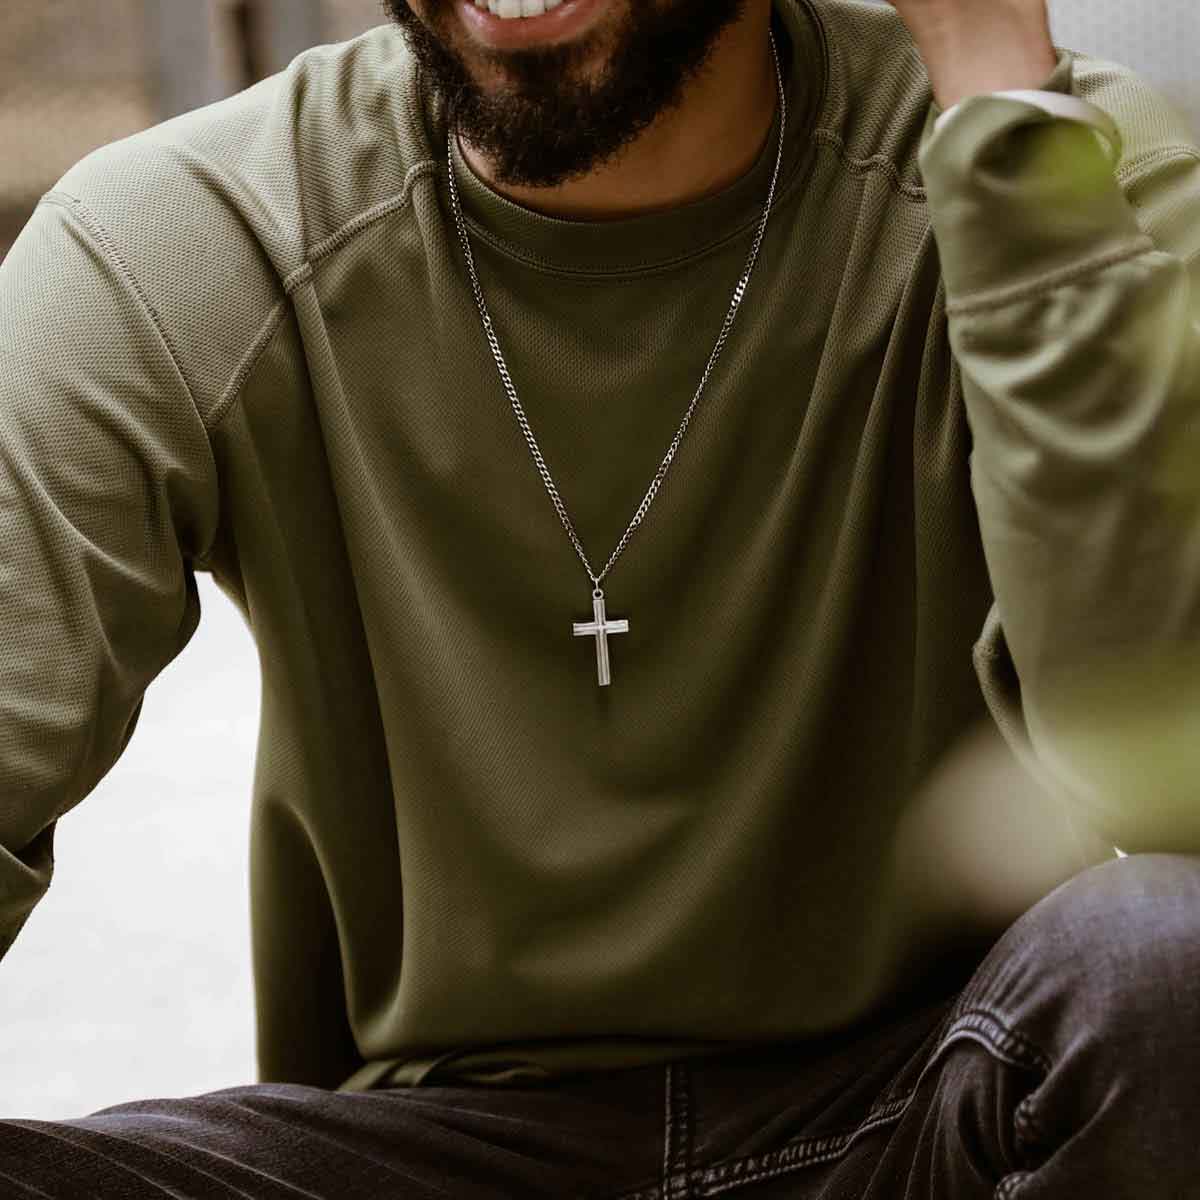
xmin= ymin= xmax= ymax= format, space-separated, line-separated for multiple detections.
xmin=458 ymin=0 xmax=605 ymax=48
xmin=472 ymin=0 xmax=575 ymax=17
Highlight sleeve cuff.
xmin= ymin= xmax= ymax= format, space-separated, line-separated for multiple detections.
xmin=917 ymin=48 xmax=1148 ymax=311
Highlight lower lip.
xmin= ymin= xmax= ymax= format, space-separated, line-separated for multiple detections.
xmin=458 ymin=0 xmax=606 ymax=49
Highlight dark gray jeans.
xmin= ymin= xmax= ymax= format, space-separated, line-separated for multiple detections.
xmin=2 ymin=852 xmax=1197 ymax=1198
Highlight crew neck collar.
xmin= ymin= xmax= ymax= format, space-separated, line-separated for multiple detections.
xmin=421 ymin=0 xmax=826 ymax=275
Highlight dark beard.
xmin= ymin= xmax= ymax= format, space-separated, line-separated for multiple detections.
xmin=377 ymin=0 xmax=756 ymax=192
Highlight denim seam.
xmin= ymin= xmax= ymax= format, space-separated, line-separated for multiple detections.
xmin=936 ymin=1009 xmax=1052 ymax=1073
xmin=670 ymin=1006 xmax=1052 ymax=1198
xmin=996 ymin=1168 xmax=1035 ymax=1199
xmin=939 ymin=1007 xmax=1054 ymax=1166
xmin=1013 ymin=1095 xmax=1044 ymax=1148
xmin=662 ymin=1063 xmax=694 ymax=1200
xmin=608 ymin=1185 xmax=663 ymax=1200
xmin=690 ymin=1095 xmax=910 ymax=1196
xmin=870 ymin=1000 xmax=961 ymax=1109
xmin=913 ymin=1007 xmax=1054 ymax=1175
xmin=661 ymin=1065 xmax=675 ymax=1200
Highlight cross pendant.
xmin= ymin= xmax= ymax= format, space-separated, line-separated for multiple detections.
xmin=572 ymin=587 xmax=629 ymax=687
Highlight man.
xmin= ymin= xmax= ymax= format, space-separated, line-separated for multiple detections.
xmin=1 ymin=0 xmax=1198 ymax=1194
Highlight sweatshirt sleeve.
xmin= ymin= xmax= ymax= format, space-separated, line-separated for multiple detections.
xmin=0 ymin=193 xmax=220 ymax=961
xmin=918 ymin=49 xmax=1200 ymax=854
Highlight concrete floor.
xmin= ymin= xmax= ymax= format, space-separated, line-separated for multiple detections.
xmin=0 ymin=574 xmax=261 ymax=1120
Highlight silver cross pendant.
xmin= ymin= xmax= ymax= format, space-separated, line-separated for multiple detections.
xmin=572 ymin=587 xmax=629 ymax=687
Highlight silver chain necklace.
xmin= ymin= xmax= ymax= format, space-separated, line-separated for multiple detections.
xmin=445 ymin=28 xmax=786 ymax=686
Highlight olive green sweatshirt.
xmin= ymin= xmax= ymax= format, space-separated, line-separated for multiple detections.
xmin=3 ymin=0 xmax=1199 ymax=1093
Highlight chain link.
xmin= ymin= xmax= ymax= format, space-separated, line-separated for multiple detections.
xmin=445 ymin=28 xmax=787 ymax=591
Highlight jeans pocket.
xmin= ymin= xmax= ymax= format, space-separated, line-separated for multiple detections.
xmin=686 ymin=992 xmax=963 ymax=1195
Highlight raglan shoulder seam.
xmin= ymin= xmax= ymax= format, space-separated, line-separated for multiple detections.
xmin=303 ymin=159 xmax=436 ymax=272
xmin=39 ymin=188 xmax=224 ymax=445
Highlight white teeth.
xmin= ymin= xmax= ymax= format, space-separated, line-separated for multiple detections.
xmin=482 ymin=0 xmax=565 ymax=18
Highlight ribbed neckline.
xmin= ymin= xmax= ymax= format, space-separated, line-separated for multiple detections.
xmin=420 ymin=0 xmax=827 ymax=274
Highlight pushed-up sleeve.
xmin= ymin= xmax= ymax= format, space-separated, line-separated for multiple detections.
xmin=0 ymin=193 xmax=220 ymax=960
xmin=917 ymin=50 xmax=1200 ymax=854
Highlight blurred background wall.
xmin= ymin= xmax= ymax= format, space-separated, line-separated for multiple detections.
xmin=0 ymin=0 xmax=386 ymax=262
xmin=0 ymin=0 xmax=1194 ymax=1121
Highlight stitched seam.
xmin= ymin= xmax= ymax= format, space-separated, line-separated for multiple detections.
xmin=686 ymin=1064 xmax=696 ymax=1198
xmin=607 ymin=1184 xmax=662 ymax=1200
xmin=939 ymin=1009 xmax=1053 ymax=1074
xmin=662 ymin=1064 xmax=693 ymax=1200
xmin=1014 ymin=1096 xmax=1038 ymax=1142
xmin=407 ymin=31 xmax=818 ymax=284
xmin=684 ymin=1003 xmax=974 ymax=1194
xmin=602 ymin=1012 xmax=1045 ymax=1200
xmin=662 ymin=1065 xmax=674 ymax=1200
xmin=937 ymin=1009 xmax=1054 ymax=1174
xmin=885 ymin=1009 xmax=1050 ymax=1115
xmin=945 ymin=234 xmax=1156 ymax=319
xmin=415 ymin=152 xmax=816 ymax=281
xmin=812 ymin=127 xmax=927 ymax=201
xmin=394 ymin=0 xmax=828 ymax=284
xmin=39 ymin=187 xmax=224 ymax=474
xmin=1123 ymin=145 xmax=1200 ymax=177
xmin=1013 ymin=1092 xmax=1051 ymax=1161
xmin=36 ymin=190 xmax=224 ymax=567
xmin=39 ymin=192 xmax=212 ymax=432
xmin=996 ymin=1169 xmax=1034 ymax=1199
xmin=688 ymin=1007 xmax=1048 ymax=1200
xmin=941 ymin=145 xmax=1197 ymax=321
xmin=870 ymin=1000 xmax=962 ymax=1110
xmin=305 ymin=168 xmax=427 ymax=269
xmin=207 ymin=293 xmax=293 ymax=435
xmin=694 ymin=1094 xmax=911 ymax=1196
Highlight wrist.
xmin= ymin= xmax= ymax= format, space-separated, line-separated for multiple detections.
xmin=928 ymin=42 xmax=1060 ymax=110
xmin=911 ymin=12 xmax=1058 ymax=110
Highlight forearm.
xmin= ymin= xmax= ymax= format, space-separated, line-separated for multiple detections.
xmin=901 ymin=0 xmax=1058 ymax=110
xmin=915 ymin=39 xmax=1200 ymax=853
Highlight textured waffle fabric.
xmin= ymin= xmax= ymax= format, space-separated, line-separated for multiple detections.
xmin=2 ymin=0 xmax=1199 ymax=1093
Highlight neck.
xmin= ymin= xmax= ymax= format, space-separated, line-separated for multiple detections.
xmin=459 ymin=6 xmax=779 ymax=222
